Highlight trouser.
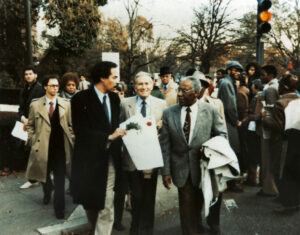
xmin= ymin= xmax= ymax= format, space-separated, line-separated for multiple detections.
xmin=94 ymin=161 xmax=115 ymax=235
xmin=178 ymin=176 xmax=222 ymax=235
xmin=42 ymin=153 xmax=66 ymax=212
xmin=128 ymin=170 xmax=158 ymax=235
xmin=261 ymin=138 xmax=278 ymax=195
xmin=114 ymin=169 xmax=129 ymax=226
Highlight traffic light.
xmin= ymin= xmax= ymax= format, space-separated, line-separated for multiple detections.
xmin=257 ymin=0 xmax=272 ymax=35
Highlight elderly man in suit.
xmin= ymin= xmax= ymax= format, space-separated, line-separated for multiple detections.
xmin=160 ymin=76 xmax=227 ymax=235
xmin=71 ymin=61 xmax=126 ymax=235
xmin=120 ymin=71 xmax=167 ymax=235
xmin=159 ymin=66 xmax=178 ymax=106
xmin=26 ymin=76 xmax=74 ymax=219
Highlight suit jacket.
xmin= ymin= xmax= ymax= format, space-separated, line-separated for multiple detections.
xmin=19 ymin=81 xmax=45 ymax=119
xmin=120 ymin=95 xmax=167 ymax=171
xmin=160 ymin=101 xmax=227 ymax=188
xmin=25 ymin=96 xmax=74 ymax=182
xmin=70 ymin=87 xmax=122 ymax=210
xmin=159 ymin=80 xmax=178 ymax=106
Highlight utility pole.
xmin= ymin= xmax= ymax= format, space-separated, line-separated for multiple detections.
xmin=25 ymin=0 xmax=33 ymax=65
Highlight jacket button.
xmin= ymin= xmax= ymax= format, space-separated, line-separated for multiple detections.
xmin=38 ymin=139 xmax=40 ymax=142
xmin=36 ymin=150 xmax=38 ymax=152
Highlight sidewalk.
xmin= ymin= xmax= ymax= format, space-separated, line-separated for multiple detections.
xmin=0 ymin=172 xmax=178 ymax=235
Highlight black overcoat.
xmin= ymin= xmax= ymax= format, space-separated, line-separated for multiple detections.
xmin=70 ymin=87 xmax=122 ymax=210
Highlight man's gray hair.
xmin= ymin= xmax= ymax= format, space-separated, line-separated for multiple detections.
xmin=181 ymin=76 xmax=202 ymax=92
xmin=134 ymin=71 xmax=152 ymax=83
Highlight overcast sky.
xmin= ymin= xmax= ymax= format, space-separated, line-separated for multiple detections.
xmin=100 ymin=0 xmax=258 ymax=37
xmin=37 ymin=0 xmax=259 ymax=43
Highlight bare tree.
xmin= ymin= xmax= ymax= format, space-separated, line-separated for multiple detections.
xmin=174 ymin=0 xmax=233 ymax=73
xmin=267 ymin=0 xmax=300 ymax=71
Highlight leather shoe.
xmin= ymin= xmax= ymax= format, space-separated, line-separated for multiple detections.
xmin=209 ymin=224 xmax=221 ymax=235
xmin=55 ymin=210 xmax=65 ymax=219
xmin=256 ymin=189 xmax=277 ymax=197
xmin=113 ymin=223 xmax=126 ymax=231
xmin=274 ymin=206 xmax=299 ymax=213
xmin=43 ymin=194 xmax=51 ymax=205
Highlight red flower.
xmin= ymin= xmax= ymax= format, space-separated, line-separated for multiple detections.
xmin=146 ymin=121 xmax=152 ymax=126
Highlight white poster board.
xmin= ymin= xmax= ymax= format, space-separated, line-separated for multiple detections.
xmin=11 ymin=121 xmax=28 ymax=141
xmin=285 ymin=98 xmax=300 ymax=130
xmin=120 ymin=114 xmax=164 ymax=170
xmin=102 ymin=52 xmax=120 ymax=78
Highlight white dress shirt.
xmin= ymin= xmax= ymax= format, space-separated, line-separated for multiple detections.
xmin=94 ymin=86 xmax=111 ymax=123
xmin=45 ymin=97 xmax=57 ymax=114
xmin=180 ymin=100 xmax=199 ymax=144
xmin=136 ymin=95 xmax=151 ymax=117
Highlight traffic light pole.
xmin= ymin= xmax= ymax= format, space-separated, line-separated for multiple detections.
xmin=25 ymin=0 xmax=33 ymax=65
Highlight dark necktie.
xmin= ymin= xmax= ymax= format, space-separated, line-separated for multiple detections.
xmin=141 ymin=100 xmax=146 ymax=117
xmin=103 ymin=95 xmax=110 ymax=123
xmin=183 ymin=107 xmax=191 ymax=143
xmin=163 ymin=84 xmax=167 ymax=91
xmin=49 ymin=101 xmax=54 ymax=118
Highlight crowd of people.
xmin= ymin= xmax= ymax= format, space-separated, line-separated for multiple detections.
xmin=1 ymin=60 xmax=300 ymax=235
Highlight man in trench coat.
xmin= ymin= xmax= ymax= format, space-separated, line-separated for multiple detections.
xmin=26 ymin=76 xmax=74 ymax=219
xmin=71 ymin=61 xmax=126 ymax=235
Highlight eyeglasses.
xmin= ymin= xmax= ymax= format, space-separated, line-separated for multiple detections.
xmin=47 ymin=84 xmax=59 ymax=88
xmin=178 ymin=88 xmax=193 ymax=94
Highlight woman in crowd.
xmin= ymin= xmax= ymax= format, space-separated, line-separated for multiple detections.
xmin=59 ymin=72 xmax=79 ymax=100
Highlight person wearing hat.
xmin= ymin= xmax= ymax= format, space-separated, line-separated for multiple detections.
xmin=218 ymin=61 xmax=244 ymax=192
xmin=159 ymin=66 xmax=178 ymax=106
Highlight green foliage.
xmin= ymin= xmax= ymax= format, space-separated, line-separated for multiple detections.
xmin=0 ymin=0 xmax=41 ymax=86
xmin=42 ymin=0 xmax=102 ymax=56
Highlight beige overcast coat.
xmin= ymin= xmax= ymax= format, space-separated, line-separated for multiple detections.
xmin=159 ymin=80 xmax=178 ymax=106
xmin=25 ymin=96 xmax=74 ymax=182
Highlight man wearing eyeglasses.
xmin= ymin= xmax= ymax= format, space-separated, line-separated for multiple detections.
xmin=25 ymin=75 xmax=74 ymax=219
xmin=160 ymin=76 xmax=227 ymax=235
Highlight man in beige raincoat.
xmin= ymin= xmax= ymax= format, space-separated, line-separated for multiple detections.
xmin=26 ymin=75 xmax=74 ymax=219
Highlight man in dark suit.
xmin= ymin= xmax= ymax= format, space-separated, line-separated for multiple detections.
xmin=71 ymin=61 xmax=126 ymax=235
xmin=160 ymin=76 xmax=227 ymax=235
xmin=19 ymin=65 xmax=44 ymax=189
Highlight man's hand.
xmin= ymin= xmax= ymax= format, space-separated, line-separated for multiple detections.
xmin=22 ymin=118 xmax=28 ymax=131
xmin=163 ymin=175 xmax=172 ymax=190
xmin=108 ymin=128 xmax=126 ymax=141
xmin=237 ymin=121 xmax=242 ymax=127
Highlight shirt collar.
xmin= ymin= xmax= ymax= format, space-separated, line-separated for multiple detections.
xmin=182 ymin=100 xmax=198 ymax=112
xmin=94 ymin=85 xmax=108 ymax=102
xmin=136 ymin=95 xmax=151 ymax=106
xmin=45 ymin=96 xmax=57 ymax=105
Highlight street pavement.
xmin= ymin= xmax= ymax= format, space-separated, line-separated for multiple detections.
xmin=1 ymin=173 xmax=300 ymax=235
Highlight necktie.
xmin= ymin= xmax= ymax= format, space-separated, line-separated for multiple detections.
xmin=81 ymin=82 xmax=84 ymax=90
xmin=49 ymin=101 xmax=54 ymax=118
xmin=103 ymin=95 xmax=110 ymax=123
xmin=163 ymin=84 xmax=167 ymax=91
xmin=141 ymin=100 xmax=146 ymax=117
xmin=183 ymin=107 xmax=191 ymax=143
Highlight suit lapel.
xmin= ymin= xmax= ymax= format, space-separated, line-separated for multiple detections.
xmin=37 ymin=97 xmax=50 ymax=125
xmin=149 ymin=96 xmax=160 ymax=123
xmin=127 ymin=97 xmax=137 ymax=117
xmin=57 ymin=97 xmax=66 ymax=120
xmin=172 ymin=105 xmax=186 ymax=143
xmin=190 ymin=102 xmax=206 ymax=143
